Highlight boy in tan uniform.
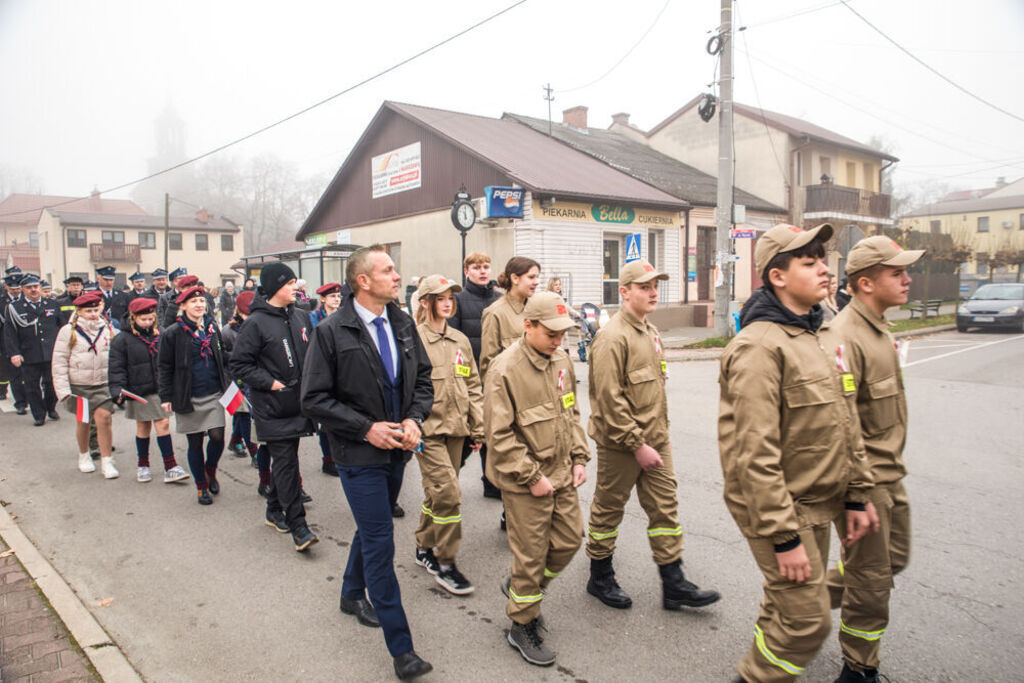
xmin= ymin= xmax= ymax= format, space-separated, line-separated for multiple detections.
xmin=484 ymin=292 xmax=589 ymax=667
xmin=585 ymin=259 xmax=720 ymax=611
xmin=718 ymin=223 xmax=879 ymax=683
xmin=826 ymin=236 xmax=922 ymax=683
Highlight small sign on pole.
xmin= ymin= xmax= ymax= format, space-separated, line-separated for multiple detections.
xmin=625 ymin=233 xmax=642 ymax=262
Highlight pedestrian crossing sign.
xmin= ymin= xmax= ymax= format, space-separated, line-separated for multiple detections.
xmin=625 ymin=233 xmax=642 ymax=263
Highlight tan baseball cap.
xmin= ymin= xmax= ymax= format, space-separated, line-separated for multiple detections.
xmin=619 ymin=259 xmax=669 ymax=286
xmin=845 ymin=236 xmax=924 ymax=275
xmin=523 ymin=291 xmax=576 ymax=332
xmin=754 ymin=223 xmax=834 ymax=275
xmin=415 ymin=274 xmax=462 ymax=300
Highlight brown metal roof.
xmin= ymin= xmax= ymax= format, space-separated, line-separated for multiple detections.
xmin=902 ymin=193 xmax=1024 ymax=218
xmin=0 ymin=245 xmax=40 ymax=272
xmin=648 ymin=95 xmax=899 ymax=163
xmin=49 ymin=210 xmax=240 ymax=232
xmin=385 ymin=102 xmax=688 ymax=209
xmin=0 ymin=193 xmax=146 ymax=224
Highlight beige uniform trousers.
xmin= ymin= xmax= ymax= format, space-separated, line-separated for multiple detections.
xmin=585 ymin=443 xmax=683 ymax=565
xmin=738 ymin=523 xmax=833 ymax=683
xmin=503 ymin=485 xmax=583 ymax=624
xmin=826 ymin=481 xmax=911 ymax=672
xmin=413 ymin=435 xmax=465 ymax=563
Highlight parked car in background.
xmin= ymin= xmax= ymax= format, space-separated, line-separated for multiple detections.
xmin=957 ymin=283 xmax=1024 ymax=332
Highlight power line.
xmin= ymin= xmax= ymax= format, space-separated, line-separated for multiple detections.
xmin=560 ymin=0 xmax=671 ymax=94
xmin=735 ymin=3 xmax=787 ymax=184
xmin=839 ymin=0 xmax=1024 ymax=125
xmin=741 ymin=0 xmax=844 ymax=29
xmin=0 ymin=0 xmax=529 ymax=219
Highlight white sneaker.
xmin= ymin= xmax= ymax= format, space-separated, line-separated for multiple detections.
xmin=78 ymin=452 xmax=96 ymax=473
xmin=137 ymin=466 xmax=152 ymax=483
xmin=163 ymin=465 xmax=190 ymax=484
xmin=101 ymin=457 xmax=119 ymax=480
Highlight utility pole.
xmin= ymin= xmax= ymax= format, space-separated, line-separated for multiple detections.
xmin=543 ymin=83 xmax=554 ymax=136
xmin=714 ymin=0 xmax=735 ymax=337
xmin=164 ymin=192 xmax=170 ymax=272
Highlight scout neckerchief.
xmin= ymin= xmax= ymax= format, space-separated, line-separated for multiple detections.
xmin=136 ymin=325 xmax=160 ymax=357
xmin=178 ymin=315 xmax=215 ymax=363
xmin=75 ymin=318 xmax=108 ymax=355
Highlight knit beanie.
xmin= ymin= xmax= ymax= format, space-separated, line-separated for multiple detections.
xmin=259 ymin=262 xmax=297 ymax=299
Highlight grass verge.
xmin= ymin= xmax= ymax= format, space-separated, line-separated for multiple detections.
xmin=683 ymin=336 xmax=731 ymax=349
xmin=889 ymin=313 xmax=955 ymax=333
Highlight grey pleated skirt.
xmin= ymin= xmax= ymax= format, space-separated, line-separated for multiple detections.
xmin=124 ymin=393 xmax=168 ymax=422
xmin=174 ymin=392 xmax=225 ymax=434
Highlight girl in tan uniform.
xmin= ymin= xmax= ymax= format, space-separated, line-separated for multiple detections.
xmin=412 ymin=275 xmax=485 ymax=596
xmin=478 ymin=257 xmax=540 ymax=376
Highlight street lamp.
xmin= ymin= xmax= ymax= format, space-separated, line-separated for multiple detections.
xmin=450 ymin=185 xmax=476 ymax=286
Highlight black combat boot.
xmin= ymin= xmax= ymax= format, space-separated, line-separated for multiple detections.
xmin=835 ymin=662 xmax=885 ymax=683
xmin=586 ymin=556 xmax=632 ymax=609
xmin=659 ymin=559 xmax=721 ymax=610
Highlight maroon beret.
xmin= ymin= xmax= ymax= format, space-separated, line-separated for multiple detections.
xmin=175 ymin=285 xmax=206 ymax=305
xmin=316 ymin=282 xmax=342 ymax=296
xmin=72 ymin=291 xmax=103 ymax=308
xmin=235 ymin=290 xmax=255 ymax=315
xmin=128 ymin=297 xmax=158 ymax=315
xmin=178 ymin=275 xmax=199 ymax=289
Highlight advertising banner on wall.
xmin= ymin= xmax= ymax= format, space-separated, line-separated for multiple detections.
xmin=535 ymin=200 xmax=680 ymax=228
xmin=371 ymin=142 xmax=422 ymax=199
xmin=483 ymin=186 xmax=525 ymax=218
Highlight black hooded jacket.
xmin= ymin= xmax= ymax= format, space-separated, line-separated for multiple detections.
xmin=158 ymin=314 xmax=229 ymax=413
xmin=450 ymin=279 xmax=501 ymax=362
xmin=228 ymin=296 xmax=314 ymax=440
xmin=108 ymin=325 xmax=161 ymax=399
xmin=739 ymin=287 xmax=824 ymax=332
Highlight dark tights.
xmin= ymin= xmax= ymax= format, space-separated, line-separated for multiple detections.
xmin=186 ymin=427 xmax=225 ymax=490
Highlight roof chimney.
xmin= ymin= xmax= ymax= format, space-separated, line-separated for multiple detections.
xmin=611 ymin=112 xmax=630 ymax=127
xmin=996 ymin=176 xmax=1007 ymax=188
xmin=195 ymin=208 xmax=210 ymax=224
xmin=562 ymin=105 xmax=588 ymax=130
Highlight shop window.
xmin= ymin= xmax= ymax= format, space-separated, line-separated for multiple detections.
xmin=67 ymin=230 xmax=87 ymax=248
xmin=169 ymin=233 xmax=182 ymax=250
xmin=195 ymin=234 xmax=209 ymax=251
xmin=603 ymin=237 xmax=621 ymax=305
xmin=221 ymin=234 xmax=234 ymax=251
xmin=139 ymin=232 xmax=156 ymax=249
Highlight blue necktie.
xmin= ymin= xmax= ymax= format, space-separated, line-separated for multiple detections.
xmin=372 ymin=317 xmax=395 ymax=382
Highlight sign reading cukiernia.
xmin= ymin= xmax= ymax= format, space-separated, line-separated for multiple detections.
xmin=371 ymin=142 xmax=422 ymax=199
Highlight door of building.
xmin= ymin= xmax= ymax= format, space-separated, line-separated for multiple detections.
xmin=697 ymin=226 xmax=714 ymax=301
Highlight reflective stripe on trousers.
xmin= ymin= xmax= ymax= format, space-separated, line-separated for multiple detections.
xmin=754 ymin=625 xmax=806 ymax=676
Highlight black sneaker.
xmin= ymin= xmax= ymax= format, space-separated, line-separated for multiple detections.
xmin=392 ymin=503 xmax=405 ymax=518
xmin=265 ymin=509 xmax=289 ymax=533
xmin=257 ymin=483 xmax=272 ymax=498
xmin=507 ymin=619 xmax=555 ymax=667
xmin=197 ymin=490 xmax=213 ymax=506
xmin=500 ymin=510 xmax=507 ymax=532
xmin=300 ymin=488 xmax=312 ymax=503
xmin=292 ymin=524 xmax=319 ymax=552
xmin=414 ymin=548 xmax=440 ymax=575
xmin=47 ymin=410 xmax=60 ymax=421
xmin=435 ymin=563 xmax=474 ymax=595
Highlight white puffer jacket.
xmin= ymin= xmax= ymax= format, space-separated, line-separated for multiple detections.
xmin=51 ymin=318 xmax=118 ymax=400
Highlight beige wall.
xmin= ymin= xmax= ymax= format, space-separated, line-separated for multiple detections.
xmin=0 ymin=222 xmax=35 ymax=248
xmin=902 ymin=206 xmax=1024 ymax=276
xmin=37 ymin=210 xmax=245 ymax=287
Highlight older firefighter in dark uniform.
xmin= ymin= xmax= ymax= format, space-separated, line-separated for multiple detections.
xmin=125 ymin=272 xmax=149 ymax=307
xmin=1 ymin=271 xmax=28 ymax=410
xmin=157 ymin=267 xmax=188 ymax=328
xmin=585 ymin=259 xmax=720 ymax=612
xmin=3 ymin=274 xmax=61 ymax=425
xmin=95 ymin=266 xmax=129 ymax=328
xmin=55 ymin=276 xmax=84 ymax=323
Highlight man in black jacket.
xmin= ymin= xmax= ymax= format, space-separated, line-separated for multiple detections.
xmin=301 ymin=245 xmax=433 ymax=681
xmin=145 ymin=268 xmax=171 ymax=302
xmin=218 ymin=281 xmax=237 ymax=325
xmin=448 ymin=252 xmax=502 ymax=498
xmin=96 ymin=266 xmax=128 ymax=328
xmin=3 ymin=274 xmax=61 ymax=425
xmin=157 ymin=267 xmax=188 ymax=329
xmin=230 ymin=262 xmax=318 ymax=552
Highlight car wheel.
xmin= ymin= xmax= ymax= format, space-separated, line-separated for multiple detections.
xmin=956 ymin=322 xmax=968 ymax=333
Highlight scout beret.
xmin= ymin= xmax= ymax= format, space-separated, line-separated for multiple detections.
xmin=73 ymin=291 xmax=103 ymax=308
xmin=178 ymin=275 xmax=199 ymax=288
xmin=235 ymin=290 xmax=255 ymax=315
xmin=175 ymin=285 xmax=205 ymax=305
xmin=128 ymin=297 xmax=158 ymax=315
xmin=316 ymin=282 xmax=342 ymax=296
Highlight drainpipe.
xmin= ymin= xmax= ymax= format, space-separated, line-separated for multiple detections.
xmin=61 ymin=224 xmax=68 ymax=282
xmin=682 ymin=208 xmax=690 ymax=304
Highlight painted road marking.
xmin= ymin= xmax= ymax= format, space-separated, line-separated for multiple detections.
xmin=904 ymin=335 xmax=1024 ymax=368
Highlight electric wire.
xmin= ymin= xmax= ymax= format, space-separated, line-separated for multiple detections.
xmin=735 ymin=2 xmax=787 ymax=184
xmin=0 ymin=0 xmax=529 ymax=219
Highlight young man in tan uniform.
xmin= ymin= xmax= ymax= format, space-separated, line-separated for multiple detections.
xmin=585 ymin=259 xmax=720 ymax=611
xmin=718 ymin=223 xmax=879 ymax=683
xmin=484 ymin=291 xmax=589 ymax=667
xmin=826 ymin=236 xmax=922 ymax=683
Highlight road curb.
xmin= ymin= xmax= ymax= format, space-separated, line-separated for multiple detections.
xmin=893 ymin=323 xmax=957 ymax=339
xmin=0 ymin=503 xmax=143 ymax=683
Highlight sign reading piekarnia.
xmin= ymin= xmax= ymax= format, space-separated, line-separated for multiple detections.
xmin=371 ymin=142 xmax=422 ymax=199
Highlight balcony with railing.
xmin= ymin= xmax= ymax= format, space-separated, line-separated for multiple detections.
xmin=804 ymin=184 xmax=892 ymax=222
xmin=89 ymin=243 xmax=141 ymax=263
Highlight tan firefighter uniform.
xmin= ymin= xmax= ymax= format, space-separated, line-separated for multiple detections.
xmin=484 ymin=293 xmax=589 ymax=625
xmin=479 ymin=292 xmax=526 ymax=377
xmin=718 ymin=223 xmax=873 ymax=683
xmin=825 ymin=237 xmax=922 ymax=674
xmin=586 ymin=260 xmax=681 ymax=565
xmin=414 ymin=277 xmax=485 ymax=564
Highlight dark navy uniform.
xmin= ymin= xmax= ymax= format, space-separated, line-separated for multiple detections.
xmin=125 ymin=273 xmax=150 ymax=309
xmin=1 ymin=279 xmax=27 ymax=409
xmin=3 ymin=294 xmax=61 ymax=421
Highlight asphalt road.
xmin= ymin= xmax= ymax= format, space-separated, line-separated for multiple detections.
xmin=0 ymin=329 xmax=1021 ymax=682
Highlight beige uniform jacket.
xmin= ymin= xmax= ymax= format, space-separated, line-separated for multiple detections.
xmin=718 ymin=320 xmax=872 ymax=545
xmin=830 ymin=298 xmax=908 ymax=487
xmin=51 ymin=320 xmax=117 ymax=400
xmin=416 ymin=322 xmax=484 ymax=442
xmin=479 ymin=293 xmax=525 ymax=377
xmin=484 ymin=337 xmax=590 ymax=493
xmin=587 ymin=308 xmax=668 ymax=451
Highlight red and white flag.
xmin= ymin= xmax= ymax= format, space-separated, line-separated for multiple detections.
xmin=218 ymin=383 xmax=247 ymax=415
xmin=454 ymin=348 xmax=464 ymax=366
xmin=73 ymin=395 xmax=90 ymax=423
xmin=557 ymin=369 xmax=566 ymax=391
xmin=120 ymin=389 xmax=148 ymax=404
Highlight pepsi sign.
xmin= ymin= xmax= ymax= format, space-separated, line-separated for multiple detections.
xmin=484 ymin=186 xmax=525 ymax=219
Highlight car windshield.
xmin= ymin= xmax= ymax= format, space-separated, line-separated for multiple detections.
xmin=970 ymin=284 xmax=1024 ymax=301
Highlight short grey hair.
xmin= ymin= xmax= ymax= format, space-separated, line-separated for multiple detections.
xmin=346 ymin=244 xmax=388 ymax=291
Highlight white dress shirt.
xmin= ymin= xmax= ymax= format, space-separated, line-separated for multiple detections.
xmin=353 ymin=298 xmax=399 ymax=378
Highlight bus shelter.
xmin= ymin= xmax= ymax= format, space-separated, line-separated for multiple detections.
xmin=234 ymin=243 xmax=361 ymax=294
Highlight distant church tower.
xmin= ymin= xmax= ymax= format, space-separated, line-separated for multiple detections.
xmin=149 ymin=102 xmax=187 ymax=172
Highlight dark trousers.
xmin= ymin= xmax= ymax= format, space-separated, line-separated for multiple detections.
xmin=21 ymin=361 xmax=56 ymax=420
xmin=232 ymin=411 xmax=252 ymax=443
xmin=266 ymin=439 xmax=305 ymax=529
xmin=1 ymin=357 xmax=27 ymax=409
xmin=339 ymin=462 xmax=413 ymax=658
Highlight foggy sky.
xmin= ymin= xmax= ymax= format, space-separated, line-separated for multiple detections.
xmin=2 ymin=0 xmax=1023 ymax=204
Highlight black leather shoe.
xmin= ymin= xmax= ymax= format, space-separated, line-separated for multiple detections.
xmin=322 ymin=460 xmax=339 ymax=476
xmin=339 ymin=595 xmax=380 ymax=628
xmin=392 ymin=503 xmax=405 ymax=518
xmin=393 ymin=651 xmax=432 ymax=680
xmin=659 ymin=560 xmax=720 ymax=609
xmin=15 ymin=406 xmax=27 ymax=415
xmin=207 ymin=477 xmax=220 ymax=495
xmin=500 ymin=510 xmax=506 ymax=532
xmin=33 ymin=417 xmax=45 ymax=426
xmin=257 ymin=483 xmax=272 ymax=498
xmin=292 ymin=524 xmax=319 ymax=552
xmin=197 ymin=490 xmax=213 ymax=506
xmin=300 ymin=488 xmax=312 ymax=503
xmin=587 ymin=557 xmax=633 ymax=609
xmin=47 ymin=410 xmax=60 ymax=420
xmin=835 ymin=662 xmax=883 ymax=682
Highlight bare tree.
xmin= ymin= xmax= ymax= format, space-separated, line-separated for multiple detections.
xmin=0 ymin=165 xmax=46 ymax=197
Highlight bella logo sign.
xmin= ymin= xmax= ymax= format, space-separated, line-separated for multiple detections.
xmin=591 ymin=205 xmax=636 ymax=224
